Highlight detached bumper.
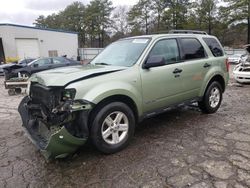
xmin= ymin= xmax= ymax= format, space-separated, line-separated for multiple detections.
xmin=18 ymin=96 xmax=89 ymax=159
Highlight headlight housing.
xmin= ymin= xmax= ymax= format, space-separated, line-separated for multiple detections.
xmin=62 ymin=89 xmax=76 ymax=100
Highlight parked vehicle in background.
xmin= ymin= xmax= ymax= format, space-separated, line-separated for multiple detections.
xmin=227 ymin=54 xmax=245 ymax=64
xmin=233 ymin=44 xmax=250 ymax=83
xmin=3 ymin=57 xmax=80 ymax=80
xmin=0 ymin=58 xmax=35 ymax=76
xmin=18 ymin=31 xmax=229 ymax=159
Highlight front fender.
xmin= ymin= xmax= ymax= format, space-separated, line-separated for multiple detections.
xmin=78 ymin=81 xmax=143 ymax=116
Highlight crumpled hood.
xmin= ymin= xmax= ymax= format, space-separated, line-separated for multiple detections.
xmin=30 ymin=64 xmax=126 ymax=86
xmin=0 ymin=63 xmax=20 ymax=70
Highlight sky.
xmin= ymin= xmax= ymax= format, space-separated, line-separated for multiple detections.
xmin=0 ymin=0 xmax=138 ymax=26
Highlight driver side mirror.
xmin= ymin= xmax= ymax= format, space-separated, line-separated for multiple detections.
xmin=142 ymin=56 xmax=165 ymax=69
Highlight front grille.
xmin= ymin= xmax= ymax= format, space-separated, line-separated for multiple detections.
xmin=30 ymin=83 xmax=61 ymax=110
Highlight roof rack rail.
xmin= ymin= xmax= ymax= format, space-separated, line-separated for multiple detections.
xmin=169 ymin=30 xmax=208 ymax=35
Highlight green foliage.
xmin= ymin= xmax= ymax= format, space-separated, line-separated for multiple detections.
xmin=34 ymin=0 xmax=113 ymax=47
xmin=127 ymin=0 xmax=153 ymax=34
xmin=221 ymin=0 xmax=250 ymax=43
xmin=33 ymin=0 xmax=250 ymax=47
xmin=85 ymin=0 xmax=114 ymax=47
xmin=163 ymin=0 xmax=190 ymax=30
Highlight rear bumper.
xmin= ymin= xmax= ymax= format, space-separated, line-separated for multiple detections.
xmin=18 ymin=96 xmax=89 ymax=159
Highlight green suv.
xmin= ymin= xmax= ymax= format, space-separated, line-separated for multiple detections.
xmin=18 ymin=31 xmax=229 ymax=159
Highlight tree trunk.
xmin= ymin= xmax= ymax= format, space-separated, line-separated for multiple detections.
xmin=173 ymin=11 xmax=176 ymax=29
xmin=248 ymin=15 xmax=250 ymax=44
xmin=98 ymin=33 xmax=101 ymax=48
xmin=248 ymin=0 xmax=250 ymax=44
xmin=208 ymin=16 xmax=212 ymax=35
xmin=157 ymin=14 xmax=161 ymax=32
xmin=101 ymin=29 xmax=104 ymax=47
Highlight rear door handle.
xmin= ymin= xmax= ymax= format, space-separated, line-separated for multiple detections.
xmin=203 ymin=63 xmax=211 ymax=68
xmin=173 ymin=68 xmax=183 ymax=74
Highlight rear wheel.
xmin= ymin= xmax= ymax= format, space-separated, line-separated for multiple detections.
xmin=90 ymin=102 xmax=135 ymax=154
xmin=199 ymin=81 xmax=223 ymax=114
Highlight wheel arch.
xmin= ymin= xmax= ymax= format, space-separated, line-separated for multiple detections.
xmin=88 ymin=94 xmax=139 ymax=126
xmin=200 ymin=74 xmax=226 ymax=97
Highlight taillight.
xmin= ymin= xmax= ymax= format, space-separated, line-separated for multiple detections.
xmin=225 ymin=58 xmax=229 ymax=72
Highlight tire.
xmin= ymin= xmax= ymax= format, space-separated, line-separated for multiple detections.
xmin=198 ymin=81 xmax=223 ymax=114
xmin=14 ymin=88 xmax=22 ymax=94
xmin=90 ymin=102 xmax=135 ymax=154
xmin=8 ymin=89 xmax=15 ymax=96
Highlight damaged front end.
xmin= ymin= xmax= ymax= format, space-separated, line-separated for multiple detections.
xmin=18 ymin=83 xmax=93 ymax=159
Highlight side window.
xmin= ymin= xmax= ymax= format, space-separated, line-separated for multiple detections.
xmin=53 ymin=57 xmax=67 ymax=64
xmin=148 ymin=39 xmax=180 ymax=64
xmin=180 ymin=38 xmax=206 ymax=60
xmin=203 ymin=37 xmax=224 ymax=57
xmin=33 ymin=58 xmax=51 ymax=67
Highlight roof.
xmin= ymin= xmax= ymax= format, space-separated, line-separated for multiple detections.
xmin=0 ymin=23 xmax=78 ymax=35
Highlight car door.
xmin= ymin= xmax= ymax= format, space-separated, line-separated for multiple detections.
xmin=140 ymin=38 xmax=184 ymax=113
xmin=176 ymin=37 xmax=210 ymax=100
xmin=30 ymin=58 xmax=53 ymax=73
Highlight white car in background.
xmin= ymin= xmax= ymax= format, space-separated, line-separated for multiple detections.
xmin=233 ymin=45 xmax=250 ymax=83
xmin=233 ymin=64 xmax=250 ymax=83
xmin=228 ymin=54 xmax=245 ymax=64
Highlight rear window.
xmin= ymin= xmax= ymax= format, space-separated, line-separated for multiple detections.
xmin=180 ymin=38 xmax=206 ymax=60
xmin=203 ymin=37 xmax=224 ymax=57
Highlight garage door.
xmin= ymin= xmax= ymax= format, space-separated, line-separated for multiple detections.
xmin=16 ymin=39 xmax=40 ymax=59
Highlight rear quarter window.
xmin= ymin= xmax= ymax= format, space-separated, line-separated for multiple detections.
xmin=203 ymin=37 xmax=224 ymax=57
xmin=180 ymin=38 xmax=206 ymax=60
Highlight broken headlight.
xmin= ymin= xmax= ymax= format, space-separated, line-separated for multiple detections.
xmin=62 ymin=89 xmax=76 ymax=100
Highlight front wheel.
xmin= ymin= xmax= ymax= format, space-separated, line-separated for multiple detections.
xmin=198 ymin=81 xmax=223 ymax=114
xmin=90 ymin=102 xmax=135 ymax=154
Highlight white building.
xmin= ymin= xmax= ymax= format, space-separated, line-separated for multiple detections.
xmin=0 ymin=23 xmax=78 ymax=62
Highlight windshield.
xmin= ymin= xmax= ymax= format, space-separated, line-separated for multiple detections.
xmin=27 ymin=59 xmax=38 ymax=66
xmin=91 ymin=38 xmax=151 ymax=67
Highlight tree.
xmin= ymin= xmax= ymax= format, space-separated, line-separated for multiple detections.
xmin=60 ymin=2 xmax=86 ymax=47
xmin=34 ymin=1 xmax=86 ymax=47
xmin=34 ymin=15 xmax=47 ymax=28
xmin=152 ymin=0 xmax=167 ymax=32
xmin=112 ymin=6 xmax=130 ymax=36
xmin=192 ymin=0 xmax=217 ymax=34
xmin=85 ymin=0 xmax=114 ymax=47
xmin=161 ymin=0 xmax=190 ymax=30
xmin=34 ymin=13 xmax=62 ymax=29
xmin=128 ymin=0 xmax=153 ymax=34
xmin=222 ymin=0 xmax=250 ymax=43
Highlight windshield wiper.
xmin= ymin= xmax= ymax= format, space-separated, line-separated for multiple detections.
xmin=95 ymin=62 xmax=111 ymax=66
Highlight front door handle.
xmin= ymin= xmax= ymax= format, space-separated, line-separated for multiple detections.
xmin=203 ymin=63 xmax=211 ymax=68
xmin=173 ymin=68 xmax=183 ymax=74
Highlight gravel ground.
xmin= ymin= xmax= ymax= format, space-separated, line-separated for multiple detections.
xmin=0 ymin=66 xmax=250 ymax=188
